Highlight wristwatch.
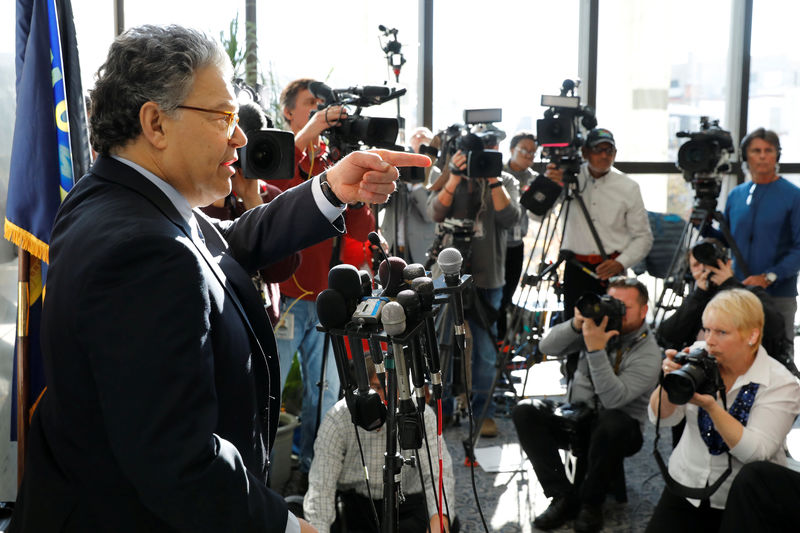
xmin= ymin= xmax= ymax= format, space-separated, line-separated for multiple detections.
xmin=765 ymin=272 xmax=777 ymax=285
xmin=319 ymin=171 xmax=344 ymax=208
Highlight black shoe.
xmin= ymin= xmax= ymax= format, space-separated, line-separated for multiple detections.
xmin=533 ymin=494 xmax=579 ymax=530
xmin=574 ymin=503 xmax=603 ymax=533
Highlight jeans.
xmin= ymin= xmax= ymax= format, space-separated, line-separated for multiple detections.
xmin=276 ymin=297 xmax=340 ymax=473
xmin=466 ymin=287 xmax=502 ymax=420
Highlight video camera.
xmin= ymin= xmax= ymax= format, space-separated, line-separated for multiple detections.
xmin=309 ymin=81 xmax=404 ymax=158
xmin=690 ymin=238 xmax=728 ymax=268
xmin=232 ymin=79 xmax=295 ymax=180
xmin=676 ymin=117 xmax=734 ymax=214
xmin=435 ymin=109 xmax=504 ymax=178
xmin=536 ymin=79 xmax=597 ymax=181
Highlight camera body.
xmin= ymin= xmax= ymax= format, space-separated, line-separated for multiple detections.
xmin=676 ymin=117 xmax=734 ymax=215
xmin=309 ymin=83 xmax=404 ymax=159
xmin=691 ymin=239 xmax=728 ymax=268
xmin=437 ymin=109 xmax=504 ymax=179
xmin=662 ymin=348 xmax=724 ymax=405
xmin=575 ymin=292 xmax=625 ymax=333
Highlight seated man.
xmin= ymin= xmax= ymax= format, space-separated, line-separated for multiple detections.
xmin=304 ymin=360 xmax=455 ymax=533
xmin=512 ymin=278 xmax=661 ymax=533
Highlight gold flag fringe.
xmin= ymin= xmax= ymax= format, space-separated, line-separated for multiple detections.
xmin=4 ymin=219 xmax=50 ymax=264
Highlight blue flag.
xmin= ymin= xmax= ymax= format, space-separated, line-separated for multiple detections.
xmin=5 ymin=0 xmax=90 ymax=439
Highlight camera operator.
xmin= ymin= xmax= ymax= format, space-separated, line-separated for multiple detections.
xmin=543 ymin=128 xmax=653 ymax=321
xmin=200 ymin=101 xmax=300 ymax=326
xmin=380 ymin=126 xmax=437 ymax=263
xmin=646 ymin=289 xmax=800 ymax=533
xmin=512 ymin=278 xmax=661 ymax=533
xmin=273 ymin=78 xmax=377 ymax=496
xmin=724 ymin=128 xmax=800 ymax=356
xmin=497 ymin=131 xmax=538 ymax=340
xmin=427 ymin=133 xmax=521 ymax=437
xmin=657 ymin=239 xmax=789 ymax=361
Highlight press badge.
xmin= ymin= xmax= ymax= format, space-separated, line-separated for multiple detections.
xmin=473 ymin=219 xmax=485 ymax=239
xmin=274 ymin=312 xmax=294 ymax=340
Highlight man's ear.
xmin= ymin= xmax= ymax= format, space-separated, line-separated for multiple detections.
xmin=282 ymin=106 xmax=293 ymax=125
xmin=139 ymin=101 xmax=169 ymax=149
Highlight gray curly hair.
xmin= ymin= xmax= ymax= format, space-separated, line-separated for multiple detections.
xmin=89 ymin=25 xmax=231 ymax=155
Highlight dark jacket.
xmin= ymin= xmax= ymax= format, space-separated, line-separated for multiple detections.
xmin=11 ymin=156 xmax=339 ymax=532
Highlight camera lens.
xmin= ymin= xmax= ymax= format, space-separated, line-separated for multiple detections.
xmin=663 ymin=364 xmax=708 ymax=405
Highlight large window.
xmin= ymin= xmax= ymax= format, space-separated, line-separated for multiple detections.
xmin=256 ymin=1 xmax=420 ymax=139
xmin=748 ymin=0 xmax=800 ymax=161
xmin=432 ymin=0 xmax=579 ymax=152
xmin=596 ymin=0 xmax=732 ymax=163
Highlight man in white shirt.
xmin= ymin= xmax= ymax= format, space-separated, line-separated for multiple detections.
xmin=544 ymin=128 xmax=653 ymax=324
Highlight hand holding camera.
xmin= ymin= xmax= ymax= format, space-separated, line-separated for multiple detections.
xmin=575 ymin=308 xmax=620 ymax=352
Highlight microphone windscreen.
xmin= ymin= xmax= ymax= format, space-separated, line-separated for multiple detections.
xmin=316 ymin=289 xmax=349 ymax=329
xmin=328 ymin=264 xmax=362 ymax=302
xmin=402 ymin=263 xmax=426 ymax=282
xmin=437 ymin=248 xmax=463 ymax=277
xmin=359 ymin=269 xmax=373 ymax=297
xmin=411 ymin=276 xmax=434 ymax=309
xmin=397 ymin=289 xmax=421 ymax=319
xmin=360 ymin=85 xmax=391 ymax=98
xmin=368 ymin=231 xmax=382 ymax=247
xmin=378 ymin=256 xmax=408 ymax=297
xmin=381 ymin=301 xmax=406 ymax=336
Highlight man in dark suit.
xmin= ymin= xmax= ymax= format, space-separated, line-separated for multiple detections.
xmin=10 ymin=24 xmax=427 ymax=533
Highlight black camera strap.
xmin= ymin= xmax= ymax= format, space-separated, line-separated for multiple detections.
xmin=652 ymin=383 xmax=732 ymax=500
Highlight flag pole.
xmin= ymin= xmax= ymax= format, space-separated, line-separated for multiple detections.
xmin=16 ymin=249 xmax=30 ymax=487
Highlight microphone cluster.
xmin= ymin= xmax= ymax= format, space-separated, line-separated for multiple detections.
xmin=315 ymin=232 xmax=471 ymax=441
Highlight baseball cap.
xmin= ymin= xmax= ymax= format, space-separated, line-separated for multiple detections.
xmin=586 ymin=128 xmax=615 ymax=148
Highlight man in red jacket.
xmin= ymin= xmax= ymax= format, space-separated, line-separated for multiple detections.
xmin=271 ymin=79 xmax=376 ymax=495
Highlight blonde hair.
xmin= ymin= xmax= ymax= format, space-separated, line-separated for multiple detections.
xmin=703 ymin=289 xmax=764 ymax=347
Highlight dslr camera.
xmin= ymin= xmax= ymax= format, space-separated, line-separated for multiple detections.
xmin=662 ymin=348 xmax=724 ymax=405
xmin=676 ymin=117 xmax=734 ymax=214
xmin=436 ymin=109 xmax=504 ymax=178
xmin=232 ymin=79 xmax=295 ymax=180
xmin=309 ymin=82 xmax=404 ymax=159
xmin=575 ymin=292 xmax=625 ymax=333
xmin=691 ymin=239 xmax=728 ymax=268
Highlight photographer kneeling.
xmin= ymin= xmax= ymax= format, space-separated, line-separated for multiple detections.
xmin=513 ymin=278 xmax=661 ymax=533
xmin=646 ymin=289 xmax=800 ymax=533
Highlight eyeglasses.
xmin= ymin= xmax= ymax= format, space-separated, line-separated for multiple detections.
xmin=176 ymin=105 xmax=239 ymax=139
xmin=588 ymin=146 xmax=616 ymax=156
xmin=515 ymin=147 xmax=536 ymax=157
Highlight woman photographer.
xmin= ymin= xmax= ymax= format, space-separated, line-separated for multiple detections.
xmin=646 ymin=289 xmax=800 ymax=532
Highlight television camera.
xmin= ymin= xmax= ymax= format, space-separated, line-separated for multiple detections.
xmin=676 ymin=117 xmax=734 ymax=214
xmin=231 ymin=79 xmax=295 ymax=180
xmin=435 ymin=108 xmax=504 ymax=179
xmin=309 ymin=81 xmax=405 ymax=159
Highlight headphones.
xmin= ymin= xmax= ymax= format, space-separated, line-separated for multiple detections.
xmin=740 ymin=127 xmax=781 ymax=163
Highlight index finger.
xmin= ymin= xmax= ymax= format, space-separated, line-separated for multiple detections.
xmin=369 ymin=149 xmax=432 ymax=168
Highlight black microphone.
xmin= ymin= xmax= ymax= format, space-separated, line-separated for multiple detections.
xmin=341 ymin=85 xmax=392 ymax=98
xmin=402 ymin=263 xmax=426 ymax=284
xmin=309 ymin=81 xmax=335 ymax=105
xmin=328 ymin=264 xmax=362 ymax=316
xmin=316 ymin=289 xmax=356 ymax=397
xmin=397 ymin=289 xmax=427 ymax=411
xmin=359 ymin=269 xmax=373 ymax=297
xmin=437 ymin=247 xmax=467 ymax=360
xmin=368 ymin=232 xmax=403 ymax=297
xmin=411 ymin=276 xmax=442 ymax=400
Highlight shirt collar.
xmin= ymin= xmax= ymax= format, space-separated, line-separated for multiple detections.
xmin=111 ymin=155 xmax=194 ymax=224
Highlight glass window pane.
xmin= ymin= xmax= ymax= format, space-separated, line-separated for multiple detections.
xmin=72 ymin=0 xmax=115 ymax=92
xmin=597 ymin=0 xmax=732 ymax=163
xmin=432 ymin=0 xmax=579 ymax=152
xmin=748 ymin=0 xmax=800 ymax=161
xmin=257 ymin=1 xmax=420 ymax=139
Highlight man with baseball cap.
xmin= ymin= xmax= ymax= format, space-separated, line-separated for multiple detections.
xmin=543 ymin=127 xmax=652 ymax=347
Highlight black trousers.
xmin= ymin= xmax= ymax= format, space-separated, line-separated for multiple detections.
xmin=512 ymin=399 xmax=642 ymax=504
xmin=333 ymin=490 xmax=428 ymax=533
xmin=562 ymin=260 xmax=606 ymax=321
xmin=497 ymin=243 xmax=524 ymax=340
xmin=719 ymin=461 xmax=800 ymax=533
xmin=644 ymin=486 xmax=722 ymax=533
